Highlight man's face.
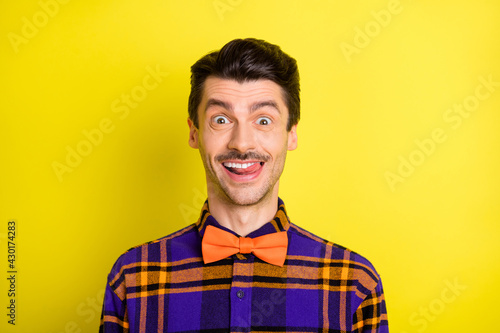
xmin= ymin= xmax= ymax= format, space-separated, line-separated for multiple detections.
xmin=188 ymin=76 xmax=298 ymax=206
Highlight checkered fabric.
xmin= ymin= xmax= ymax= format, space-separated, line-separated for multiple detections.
xmin=100 ymin=198 xmax=388 ymax=332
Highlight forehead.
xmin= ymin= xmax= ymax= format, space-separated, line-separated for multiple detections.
xmin=201 ymin=77 xmax=286 ymax=107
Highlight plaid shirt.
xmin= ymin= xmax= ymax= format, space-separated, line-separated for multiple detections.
xmin=100 ymin=199 xmax=388 ymax=332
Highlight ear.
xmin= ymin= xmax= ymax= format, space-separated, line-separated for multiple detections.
xmin=187 ymin=118 xmax=199 ymax=149
xmin=287 ymin=124 xmax=298 ymax=151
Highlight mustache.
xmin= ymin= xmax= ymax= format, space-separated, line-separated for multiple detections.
xmin=215 ymin=151 xmax=270 ymax=163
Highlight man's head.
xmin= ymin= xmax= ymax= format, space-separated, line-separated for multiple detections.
xmin=187 ymin=38 xmax=300 ymax=207
xmin=188 ymin=38 xmax=300 ymax=131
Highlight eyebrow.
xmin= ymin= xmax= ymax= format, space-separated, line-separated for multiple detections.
xmin=205 ymin=98 xmax=281 ymax=114
xmin=251 ymin=100 xmax=281 ymax=113
xmin=205 ymin=99 xmax=232 ymax=112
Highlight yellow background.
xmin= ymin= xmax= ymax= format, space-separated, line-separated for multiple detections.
xmin=1 ymin=0 xmax=499 ymax=332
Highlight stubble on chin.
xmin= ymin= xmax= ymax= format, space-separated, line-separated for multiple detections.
xmin=221 ymin=182 xmax=274 ymax=207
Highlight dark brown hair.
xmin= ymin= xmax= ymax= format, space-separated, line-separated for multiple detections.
xmin=188 ymin=38 xmax=300 ymax=131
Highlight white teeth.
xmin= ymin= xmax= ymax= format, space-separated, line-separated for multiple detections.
xmin=223 ymin=162 xmax=257 ymax=169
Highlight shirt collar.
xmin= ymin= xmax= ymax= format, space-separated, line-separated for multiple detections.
xmin=196 ymin=197 xmax=290 ymax=238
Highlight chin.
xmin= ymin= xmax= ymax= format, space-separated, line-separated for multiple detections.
xmin=222 ymin=186 xmax=274 ymax=207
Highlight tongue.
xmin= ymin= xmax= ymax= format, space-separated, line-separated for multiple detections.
xmin=227 ymin=163 xmax=261 ymax=175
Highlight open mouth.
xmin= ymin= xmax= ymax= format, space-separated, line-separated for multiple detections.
xmin=222 ymin=161 xmax=264 ymax=176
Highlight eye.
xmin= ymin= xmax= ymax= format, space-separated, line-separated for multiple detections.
xmin=213 ymin=115 xmax=229 ymax=125
xmin=257 ymin=117 xmax=271 ymax=126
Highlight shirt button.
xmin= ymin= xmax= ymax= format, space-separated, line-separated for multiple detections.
xmin=236 ymin=290 xmax=245 ymax=299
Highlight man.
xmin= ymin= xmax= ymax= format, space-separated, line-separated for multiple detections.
xmin=100 ymin=38 xmax=388 ymax=332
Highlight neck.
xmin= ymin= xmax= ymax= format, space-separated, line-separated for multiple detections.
xmin=207 ymin=187 xmax=280 ymax=237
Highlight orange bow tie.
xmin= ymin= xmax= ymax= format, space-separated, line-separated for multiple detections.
xmin=201 ymin=225 xmax=288 ymax=267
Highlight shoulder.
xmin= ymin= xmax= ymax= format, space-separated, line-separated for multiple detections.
xmin=106 ymin=224 xmax=200 ymax=279
xmin=288 ymin=223 xmax=382 ymax=287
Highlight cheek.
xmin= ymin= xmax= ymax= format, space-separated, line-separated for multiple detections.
xmin=259 ymin=132 xmax=288 ymax=155
xmin=201 ymin=131 xmax=224 ymax=157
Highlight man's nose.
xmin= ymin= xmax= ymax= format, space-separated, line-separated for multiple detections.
xmin=227 ymin=123 xmax=257 ymax=153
